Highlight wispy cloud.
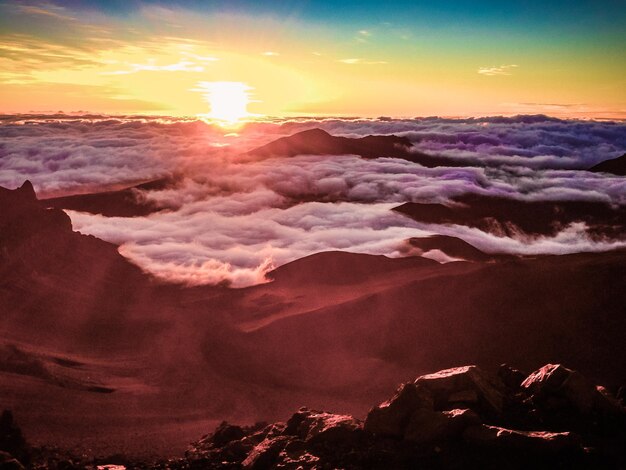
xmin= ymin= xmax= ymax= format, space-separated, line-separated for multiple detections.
xmin=102 ymin=59 xmax=207 ymax=75
xmin=16 ymin=2 xmax=76 ymax=22
xmin=478 ymin=64 xmax=518 ymax=76
xmin=355 ymin=29 xmax=372 ymax=43
xmin=338 ymin=58 xmax=387 ymax=65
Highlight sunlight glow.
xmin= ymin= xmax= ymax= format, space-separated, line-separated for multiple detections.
xmin=195 ymin=81 xmax=253 ymax=126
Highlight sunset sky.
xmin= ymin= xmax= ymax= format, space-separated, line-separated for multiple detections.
xmin=0 ymin=0 xmax=624 ymax=119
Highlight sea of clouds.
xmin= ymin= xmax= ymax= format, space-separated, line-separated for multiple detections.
xmin=1 ymin=114 xmax=625 ymax=286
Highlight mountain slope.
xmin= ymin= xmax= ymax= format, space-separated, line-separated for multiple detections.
xmin=247 ymin=128 xmax=467 ymax=167
xmin=588 ymin=153 xmax=626 ymax=176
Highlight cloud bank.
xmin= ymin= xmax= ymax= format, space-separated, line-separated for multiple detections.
xmin=1 ymin=115 xmax=624 ymax=286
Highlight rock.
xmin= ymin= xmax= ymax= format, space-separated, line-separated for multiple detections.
xmin=404 ymin=408 xmax=480 ymax=444
xmin=365 ymin=383 xmax=433 ymax=438
xmin=16 ymin=181 xmax=36 ymax=201
xmin=275 ymin=440 xmax=320 ymax=469
xmin=285 ymin=408 xmax=361 ymax=445
xmin=209 ymin=422 xmax=247 ymax=447
xmin=0 ymin=451 xmax=24 ymax=470
xmin=464 ymin=424 xmax=581 ymax=453
xmin=415 ymin=365 xmax=505 ymax=415
xmin=242 ymin=436 xmax=292 ymax=469
xmin=595 ymin=386 xmax=624 ymax=415
xmin=257 ymin=422 xmax=286 ymax=441
xmin=498 ymin=363 xmax=526 ymax=390
xmin=521 ymin=364 xmax=623 ymax=416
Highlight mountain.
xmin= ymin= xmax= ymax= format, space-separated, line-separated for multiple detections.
xmin=405 ymin=235 xmax=495 ymax=262
xmin=0 ymin=180 xmax=163 ymax=351
xmin=247 ymin=128 xmax=467 ymax=167
xmin=394 ymin=193 xmax=626 ymax=238
xmin=588 ymin=153 xmax=626 ymax=176
xmin=41 ymin=177 xmax=171 ymax=217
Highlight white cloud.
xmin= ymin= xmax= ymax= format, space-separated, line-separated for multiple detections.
xmin=102 ymin=59 xmax=206 ymax=75
xmin=1 ymin=115 xmax=624 ymax=287
xmin=478 ymin=64 xmax=518 ymax=76
xmin=338 ymin=58 xmax=387 ymax=65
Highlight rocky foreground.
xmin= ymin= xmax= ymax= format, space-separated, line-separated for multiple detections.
xmin=2 ymin=363 xmax=625 ymax=470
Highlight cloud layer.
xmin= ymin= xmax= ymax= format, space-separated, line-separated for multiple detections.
xmin=1 ymin=114 xmax=624 ymax=286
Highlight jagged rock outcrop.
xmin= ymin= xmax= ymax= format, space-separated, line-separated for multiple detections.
xmin=42 ymin=177 xmax=172 ymax=217
xmin=174 ymin=363 xmax=625 ymax=469
xmin=394 ymin=193 xmax=626 ymax=238
xmin=8 ymin=363 xmax=626 ymax=468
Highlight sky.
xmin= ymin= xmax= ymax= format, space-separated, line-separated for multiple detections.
xmin=0 ymin=0 xmax=625 ymax=118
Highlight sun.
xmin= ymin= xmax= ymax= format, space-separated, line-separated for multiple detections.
xmin=195 ymin=81 xmax=253 ymax=127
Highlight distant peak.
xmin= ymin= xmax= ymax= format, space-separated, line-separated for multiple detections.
xmin=18 ymin=180 xmax=37 ymax=200
xmin=294 ymin=128 xmax=331 ymax=137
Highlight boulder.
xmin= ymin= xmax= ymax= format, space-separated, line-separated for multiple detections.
xmin=415 ymin=365 xmax=505 ymax=414
xmin=365 ymin=383 xmax=433 ymax=438
xmin=284 ymin=408 xmax=361 ymax=445
xmin=0 ymin=451 xmax=24 ymax=470
xmin=464 ymin=424 xmax=581 ymax=453
xmin=275 ymin=440 xmax=320 ymax=469
xmin=521 ymin=364 xmax=624 ymax=416
xmin=242 ymin=436 xmax=292 ymax=469
xmin=209 ymin=422 xmax=246 ymax=447
xmin=404 ymin=408 xmax=480 ymax=444
xmin=498 ymin=363 xmax=526 ymax=390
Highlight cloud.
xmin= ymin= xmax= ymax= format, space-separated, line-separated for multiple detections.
xmin=338 ymin=58 xmax=388 ymax=65
xmin=1 ymin=115 xmax=624 ymax=286
xmin=478 ymin=64 xmax=518 ymax=76
xmin=102 ymin=59 xmax=206 ymax=75
xmin=408 ymin=221 xmax=626 ymax=257
xmin=69 ymin=201 xmax=429 ymax=287
xmin=356 ymin=30 xmax=371 ymax=43
xmin=17 ymin=3 xmax=76 ymax=22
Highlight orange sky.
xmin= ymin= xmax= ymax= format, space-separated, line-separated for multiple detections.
xmin=0 ymin=1 xmax=624 ymax=119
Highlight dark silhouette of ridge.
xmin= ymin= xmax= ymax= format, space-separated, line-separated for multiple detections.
xmin=588 ymin=153 xmax=626 ymax=176
xmin=42 ymin=177 xmax=172 ymax=217
xmin=247 ymin=128 xmax=467 ymax=167
xmin=405 ymin=235 xmax=496 ymax=262
xmin=394 ymin=193 xmax=626 ymax=238
xmin=267 ymin=251 xmax=438 ymax=285
xmin=0 ymin=181 xmax=166 ymax=353
xmin=248 ymin=128 xmax=412 ymax=159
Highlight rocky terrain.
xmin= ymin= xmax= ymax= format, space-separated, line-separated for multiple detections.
xmin=2 ymin=363 xmax=624 ymax=469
